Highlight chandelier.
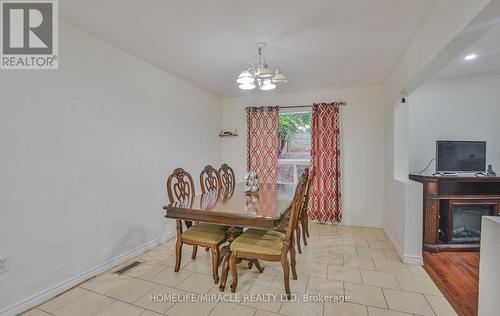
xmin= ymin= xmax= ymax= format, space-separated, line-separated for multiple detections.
xmin=236 ymin=43 xmax=287 ymax=91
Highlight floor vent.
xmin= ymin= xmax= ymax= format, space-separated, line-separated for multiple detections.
xmin=114 ymin=261 xmax=142 ymax=275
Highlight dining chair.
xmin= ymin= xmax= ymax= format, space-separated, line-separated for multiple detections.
xmin=218 ymin=163 xmax=235 ymax=193
xmin=299 ymin=168 xmax=316 ymax=248
xmin=227 ymin=169 xmax=308 ymax=299
xmin=200 ymin=165 xmax=222 ymax=193
xmin=272 ymin=168 xmax=314 ymax=254
xmin=167 ymin=168 xmax=227 ymax=283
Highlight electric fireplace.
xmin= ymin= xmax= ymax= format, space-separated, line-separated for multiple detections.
xmin=439 ymin=201 xmax=496 ymax=244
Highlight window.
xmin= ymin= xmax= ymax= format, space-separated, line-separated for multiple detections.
xmin=277 ymin=111 xmax=311 ymax=184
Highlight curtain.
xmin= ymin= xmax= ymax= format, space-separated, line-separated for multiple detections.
xmin=246 ymin=106 xmax=279 ymax=183
xmin=308 ymin=102 xmax=342 ymax=223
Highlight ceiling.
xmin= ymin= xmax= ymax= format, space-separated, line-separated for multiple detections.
xmin=60 ymin=0 xmax=436 ymax=97
xmin=437 ymin=21 xmax=500 ymax=79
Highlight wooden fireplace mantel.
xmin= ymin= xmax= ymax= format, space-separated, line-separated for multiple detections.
xmin=409 ymin=174 xmax=500 ymax=252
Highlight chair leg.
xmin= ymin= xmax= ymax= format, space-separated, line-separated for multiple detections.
xmin=305 ymin=217 xmax=310 ymax=238
xmin=253 ymin=260 xmax=265 ymax=273
xmin=211 ymin=246 xmax=220 ymax=284
xmin=295 ymin=223 xmax=302 ymax=254
xmin=229 ymin=252 xmax=238 ymax=293
xmin=174 ymin=239 xmax=183 ymax=272
xmin=301 ymin=219 xmax=308 ymax=246
xmin=247 ymin=261 xmax=253 ymax=269
xmin=290 ymin=241 xmax=298 ymax=280
xmin=205 ymin=247 xmax=210 ymax=252
xmin=281 ymin=251 xmax=291 ymax=299
xmin=191 ymin=245 xmax=198 ymax=259
xmin=219 ymin=255 xmax=230 ymax=291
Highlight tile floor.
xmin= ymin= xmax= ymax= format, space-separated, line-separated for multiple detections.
xmin=22 ymin=224 xmax=457 ymax=316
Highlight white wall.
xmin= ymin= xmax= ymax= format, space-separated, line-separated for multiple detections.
xmin=0 ymin=21 xmax=221 ymax=315
xmin=410 ymin=75 xmax=500 ymax=174
xmin=221 ymin=86 xmax=385 ymax=227
xmin=382 ymin=0 xmax=492 ymax=264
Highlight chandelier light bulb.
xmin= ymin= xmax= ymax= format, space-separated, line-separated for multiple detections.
xmin=239 ymin=83 xmax=256 ymax=90
xmin=236 ymin=43 xmax=286 ymax=91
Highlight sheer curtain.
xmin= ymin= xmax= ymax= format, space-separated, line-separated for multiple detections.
xmin=308 ymin=102 xmax=342 ymax=223
xmin=246 ymin=106 xmax=279 ymax=183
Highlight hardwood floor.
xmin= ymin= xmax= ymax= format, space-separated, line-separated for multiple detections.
xmin=423 ymin=251 xmax=480 ymax=316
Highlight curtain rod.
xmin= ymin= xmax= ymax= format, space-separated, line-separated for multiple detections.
xmin=279 ymin=101 xmax=347 ymax=109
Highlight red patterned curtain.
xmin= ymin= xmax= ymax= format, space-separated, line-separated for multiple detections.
xmin=247 ymin=106 xmax=279 ymax=183
xmin=308 ymin=103 xmax=342 ymax=223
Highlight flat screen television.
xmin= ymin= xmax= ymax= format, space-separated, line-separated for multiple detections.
xmin=436 ymin=141 xmax=486 ymax=173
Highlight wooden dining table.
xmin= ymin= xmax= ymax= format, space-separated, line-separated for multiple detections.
xmin=163 ymin=182 xmax=297 ymax=290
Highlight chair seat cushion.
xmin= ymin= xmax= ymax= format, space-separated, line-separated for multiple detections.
xmin=182 ymin=223 xmax=226 ymax=244
xmin=230 ymin=229 xmax=285 ymax=256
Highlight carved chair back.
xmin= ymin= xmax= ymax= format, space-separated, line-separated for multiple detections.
xmin=300 ymin=168 xmax=316 ymax=219
xmin=167 ymin=168 xmax=196 ymax=203
xmin=200 ymin=165 xmax=222 ymax=193
xmin=283 ymin=169 xmax=308 ymax=246
xmin=219 ymin=164 xmax=236 ymax=193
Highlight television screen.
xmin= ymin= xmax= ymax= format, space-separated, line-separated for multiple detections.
xmin=436 ymin=141 xmax=486 ymax=173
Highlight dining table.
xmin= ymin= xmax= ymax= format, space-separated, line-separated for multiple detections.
xmin=163 ymin=182 xmax=297 ymax=290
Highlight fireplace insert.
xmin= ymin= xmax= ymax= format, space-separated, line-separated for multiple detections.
xmin=439 ymin=200 xmax=496 ymax=244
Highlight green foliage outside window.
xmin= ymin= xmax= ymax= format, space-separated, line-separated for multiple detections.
xmin=278 ymin=112 xmax=311 ymax=156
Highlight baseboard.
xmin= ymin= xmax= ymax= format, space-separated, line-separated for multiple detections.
xmin=310 ymin=219 xmax=382 ymax=228
xmin=403 ymin=254 xmax=423 ymax=265
xmin=0 ymin=231 xmax=175 ymax=316
xmin=383 ymin=227 xmax=404 ymax=261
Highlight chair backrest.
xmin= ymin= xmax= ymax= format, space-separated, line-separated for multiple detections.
xmin=200 ymin=165 xmax=222 ymax=193
xmin=167 ymin=168 xmax=195 ymax=204
xmin=300 ymin=168 xmax=316 ymax=219
xmin=284 ymin=168 xmax=309 ymax=245
xmin=219 ymin=163 xmax=236 ymax=193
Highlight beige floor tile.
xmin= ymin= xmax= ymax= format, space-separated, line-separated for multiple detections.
xmin=255 ymin=310 xmax=283 ymax=316
xmin=269 ymin=274 xmax=309 ymax=294
xmin=324 ymin=302 xmax=368 ymax=315
xmin=396 ymin=274 xmax=441 ymax=296
xmin=139 ymin=310 xmax=163 ymax=316
xmin=383 ymin=288 xmax=435 ymax=316
xmin=356 ymin=247 xmax=387 ymax=259
xmin=176 ymin=272 xmax=215 ymax=294
xmin=314 ymin=253 xmax=344 ymax=266
xmin=383 ymin=250 xmax=401 ymax=262
xmin=344 ymin=238 xmax=369 ymax=247
xmin=373 ymin=259 xmax=410 ymax=275
xmin=133 ymin=285 xmax=185 ymax=314
xmin=107 ymin=277 xmax=157 ymax=303
xmin=425 ymin=295 xmax=458 ymax=316
xmin=149 ymin=267 xmax=192 ymax=287
xmin=253 ymin=271 xmax=277 ymax=287
xmin=331 ymin=245 xmax=357 ymax=255
xmin=367 ymin=240 xmax=395 ymax=250
xmin=79 ymin=273 xmax=129 ymax=294
xmin=406 ymin=264 xmax=429 ymax=278
xmin=360 ymin=270 xmax=400 ymax=290
xmin=39 ymin=287 xmax=89 ymax=312
xmin=344 ymin=283 xmax=387 ymax=308
xmin=295 ymin=261 xmax=328 ymax=278
xmin=280 ymin=300 xmax=323 ymax=316
xmin=52 ymin=291 xmax=114 ymax=316
xmin=93 ymin=301 xmax=144 ymax=316
xmin=344 ymin=256 xmax=375 ymax=270
xmin=327 ymin=265 xmax=362 ymax=283
xmin=209 ymin=302 xmax=256 ymax=316
xmin=306 ymin=277 xmax=343 ymax=296
xmin=124 ymin=262 xmax=168 ymax=280
xmin=366 ymin=306 xmax=412 ymax=316
xmin=240 ymin=284 xmax=283 ymax=313
xmin=166 ymin=300 xmax=217 ymax=316
xmin=183 ymin=260 xmax=213 ymax=275
xmin=21 ymin=309 xmax=53 ymax=316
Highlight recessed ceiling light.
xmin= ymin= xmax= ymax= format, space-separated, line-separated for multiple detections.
xmin=464 ymin=54 xmax=477 ymax=61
